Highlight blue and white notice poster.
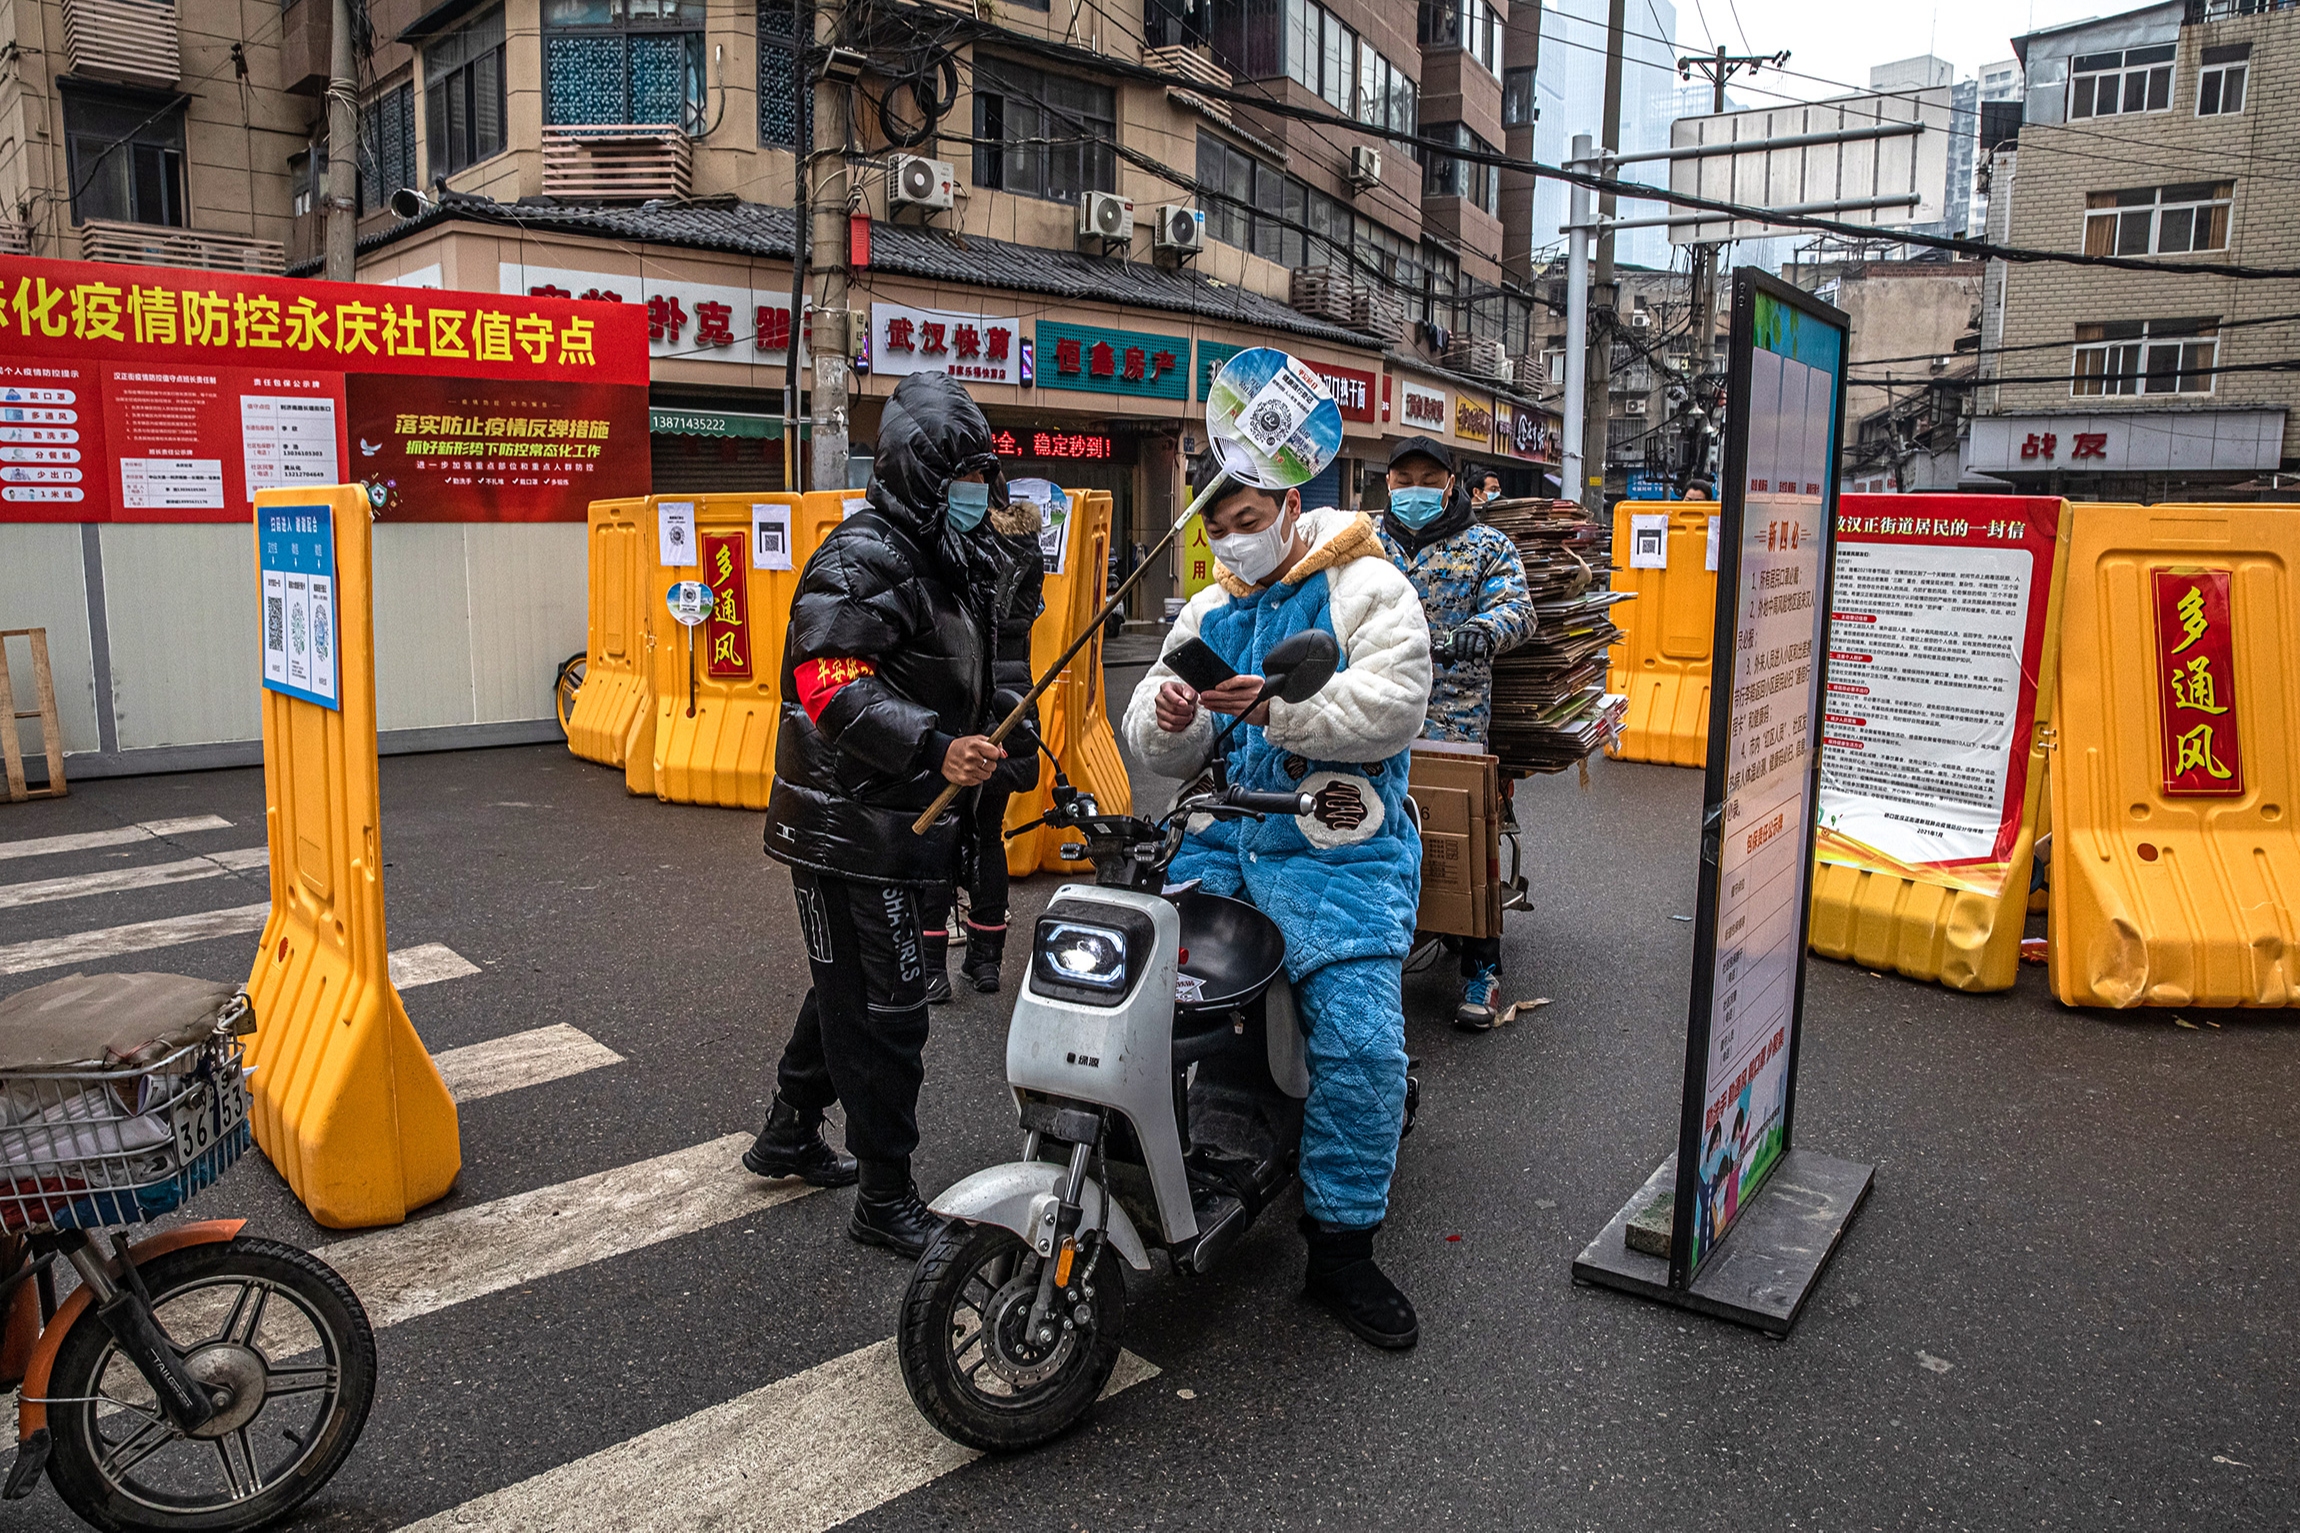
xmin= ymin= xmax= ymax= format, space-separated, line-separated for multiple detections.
xmin=258 ymin=503 xmax=340 ymax=710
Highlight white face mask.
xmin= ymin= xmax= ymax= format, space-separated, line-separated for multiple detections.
xmin=1211 ymin=502 xmax=1296 ymax=586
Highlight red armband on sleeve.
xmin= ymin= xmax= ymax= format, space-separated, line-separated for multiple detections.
xmin=795 ymin=657 xmax=877 ymax=723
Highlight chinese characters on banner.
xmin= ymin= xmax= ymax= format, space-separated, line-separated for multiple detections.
xmin=1494 ymin=401 xmax=1560 ymax=462
xmin=869 ymin=302 xmax=1021 ymax=386
xmin=700 ymin=530 xmax=752 ymax=678
xmin=1453 ymin=395 xmax=1495 ymax=449
xmin=2019 ymin=430 xmax=2110 ymax=462
xmin=1036 ymin=321 xmax=1190 ymax=400
xmin=1304 ymin=362 xmax=1377 ymax=423
xmin=991 ymin=429 xmax=1115 ymax=461
xmin=257 ymin=503 xmax=339 ymax=710
xmin=0 ymin=255 xmax=647 ymax=523
xmin=2153 ymin=568 xmax=2243 ymax=795
xmin=1815 ymin=496 xmax=2064 ymax=896
xmin=502 ymin=262 xmax=808 ymax=371
xmin=1398 ymin=380 xmax=1448 ymax=434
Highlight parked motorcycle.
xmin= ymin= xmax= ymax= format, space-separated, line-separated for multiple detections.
xmin=898 ymin=631 xmax=1388 ymax=1451
xmin=0 ymin=978 xmax=375 ymax=1532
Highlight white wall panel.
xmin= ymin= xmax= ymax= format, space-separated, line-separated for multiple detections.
xmin=463 ymin=523 xmax=586 ymax=725
xmin=0 ymin=525 xmax=100 ymax=754
xmin=372 ymin=524 xmax=478 ymax=733
xmin=99 ymin=524 xmax=260 ymax=751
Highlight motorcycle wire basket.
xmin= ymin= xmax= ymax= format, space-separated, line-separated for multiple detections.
xmin=0 ymin=1027 xmax=254 ymax=1236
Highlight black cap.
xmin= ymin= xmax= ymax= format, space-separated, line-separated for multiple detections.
xmin=1388 ymin=435 xmax=1454 ymax=474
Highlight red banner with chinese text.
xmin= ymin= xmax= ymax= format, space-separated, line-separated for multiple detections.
xmin=2153 ymin=567 xmax=2244 ymax=796
xmin=0 ymin=255 xmax=648 ymax=523
xmin=701 ymin=530 xmax=752 ymax=678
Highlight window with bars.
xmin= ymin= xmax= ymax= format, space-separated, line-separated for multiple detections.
xmin=757 ymin=0 xmax=808 ymax=147
xmin=973 ymin=57 xmax=1116 ymax=204
xmin=2198 ymin=42 xmax=2250 ymax=116
xmin=2071 ymin=317 xmax=2218 ymax=395
xmin=63 ymin=88 xmax=185 ymax=226
xmin=361 ymin=83 xmax=417 ymax=216
xmin=1418 ymin=0 xmax=1500 ymax=77
xmin=1417 ymin=121 xmax=1500 ymax=214
xmin=2082 ymin=181 xmax=2231 ymax=255
xmin=543 ymin=0 xmax=706 ymax=131
xmin=2067 ymin=43 xmax=2175 ymax=118
xmin=424 ymin=6 xmax=505 ymax=180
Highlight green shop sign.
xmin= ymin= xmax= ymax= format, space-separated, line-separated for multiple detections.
xmin=1196 ymin=341 xmax=1243 ymax=401
xmin=1037 ymin=321 xmax=1191 ymax=400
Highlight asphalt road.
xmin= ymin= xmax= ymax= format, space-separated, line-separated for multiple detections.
xmin=1 ymin=690 xmax=2294 ymax=1531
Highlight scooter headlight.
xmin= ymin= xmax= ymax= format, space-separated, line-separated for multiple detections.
xmin=1036 ymin=920 xmax=1130 ymax=993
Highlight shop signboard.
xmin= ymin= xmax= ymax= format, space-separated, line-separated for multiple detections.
xmin=1575 ymin=269 xmax=1869 ymax=1336
xmin=1306 ymin=361 xmax=1377 ymax=424
xmin=1817 ymin=496 xmax=2065 ymax=898
xmin=868 ymin=301 xmax=1021 ymax=386
xmin=503 ymin=262 xmax=809 ymax=371
xmin=1398 ymin=379 xmax=1448 ymax=436
xmin=1038 ymin=321 xmax=1190 ymax=400
xmin=1496 ymin=400 xmax=1561 ymax=463
xmin=991 ymin=429 xmax=1118 ymax=461
xmin=1197 ymin=342 xmax=1243 ymax=401
xmin=1453 ymin=394 xmax=1495 ymax=450
xmin=0 ymin=255 xmax=647 ymax=525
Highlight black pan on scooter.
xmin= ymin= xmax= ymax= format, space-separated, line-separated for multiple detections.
xmin=1174 ymin=890 xmax=1286 ymax=1014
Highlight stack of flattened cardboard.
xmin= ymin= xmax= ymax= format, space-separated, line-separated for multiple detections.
xmin=1407 ymin=743 xmax=1502 ymax=938
xmin=1478 ymin=498 xmax=1632 ymax=774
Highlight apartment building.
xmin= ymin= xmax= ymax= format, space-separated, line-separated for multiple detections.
xmin=1974 ymin=0 xmax=2296 ymax=498
xmin=1 ymin=0 xmax=1570 ymax=550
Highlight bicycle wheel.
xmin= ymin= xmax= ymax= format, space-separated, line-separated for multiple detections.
xmin=44 ymin=1238 xmax=376 ymax=1533
xmin=554 ymin=651 xmax=587 ymax=733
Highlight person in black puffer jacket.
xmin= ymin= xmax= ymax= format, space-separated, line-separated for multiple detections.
xmin=742 ymin=371 xmax=1016 ymax=1260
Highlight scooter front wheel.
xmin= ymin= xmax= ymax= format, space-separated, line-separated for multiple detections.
xmin=898 ymin=1220 xmax=1126 ymax=1452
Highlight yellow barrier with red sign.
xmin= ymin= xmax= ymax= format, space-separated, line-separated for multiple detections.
xmin=565 ymin=496 xmax=652 ymax=768
xmin=1603 ymin=501 xmax=1716 ymax=768
xmin=2050 ymin=503 xmax=2300 ymax=1008
xmin=1005 ymin=488 xmax=1134 ymax=874
xmin=243 ymin=486 xmax=460 ymax=1229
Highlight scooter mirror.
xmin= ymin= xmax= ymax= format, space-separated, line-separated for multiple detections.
xmin=1261 ymin=629 xmax=1339 ymax=704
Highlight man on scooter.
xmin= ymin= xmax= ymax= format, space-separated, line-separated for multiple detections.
xmin=1376 ymin=435 xmax=1536 ymax=1028
xmin=1122 ymin=461 xmax=1433 ymax=1349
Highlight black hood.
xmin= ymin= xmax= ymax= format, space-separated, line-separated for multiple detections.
xmin=1384 ymin=484 xmax=1478 ymax=554
xmin=866 ymin=372 xmax=1003 ymax=565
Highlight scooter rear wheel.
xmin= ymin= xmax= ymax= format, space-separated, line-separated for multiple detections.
xmin=42 ymin=1237 xmax=376 ymax=1533
xmin=897 ymin=1220 xmax=1126 ymax=1453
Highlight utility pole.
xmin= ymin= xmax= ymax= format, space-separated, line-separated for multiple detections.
xmin=809 ymin=12 xmax=852 ymax=493
xmin=1580 ymin=0 xmax=1625 ymax=508
xmin=323 ymin=0 xmax=358 ymax=282
xmin=1561 ymin=134 xmax=1592 ymax=505
xmin=1676 ymin=47 xmax=1785 ymax=441
xmin=782 ymin=0 xmax=813 ymax=491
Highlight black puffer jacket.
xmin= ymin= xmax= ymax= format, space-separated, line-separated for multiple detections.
xmin=762 ymin=373 xmax=1010 ymax=884
xmin=984 ymin=501 xmax=1045 ymax=797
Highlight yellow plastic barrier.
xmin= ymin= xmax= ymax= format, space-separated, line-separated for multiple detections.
xmin=244 ymin=486 xmax=460 ymax=1229
xmin=1604 ymin=501 xmax=1717 ymax=767
xmin=2051 ymin=502 xmax=2300 ymax=1009
xmin=1808 ymin=498 xmax=2073 ymax=992
xmin=1006 ymin=488 xmax=1134 ymax=874
xmin=565 ymin=496 xmax=651 ymax=769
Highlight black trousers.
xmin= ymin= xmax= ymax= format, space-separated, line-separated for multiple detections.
xmin=775 ymin=868 xmax=931 ymax=1164
xmin=929 ymin=788 xmax=1015 ymax=935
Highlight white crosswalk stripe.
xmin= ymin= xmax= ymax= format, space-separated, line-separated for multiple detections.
xmin=0 ymin=845 xmax=268 ymax=910
xmin=399 ymin=1340 xmax=1158 ymax=1533
xmin=0 ymin=814 xmax=233 ymax=861
xmin=433 ymin=1023 xmax=623 ymax=1103
xmin=0 ymin=901 xmax=274 ymax=975
xmin=321 ymin=1135 xmax=814 ymax=1330
xmin=389 ymin=942 xmax=483 ymax=990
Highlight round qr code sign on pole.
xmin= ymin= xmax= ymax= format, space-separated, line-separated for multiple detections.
xmin=666 ymin=580 xmax=716 ymax=627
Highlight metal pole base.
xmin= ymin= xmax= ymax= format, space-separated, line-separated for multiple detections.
xmin=1571 ymin=1149 xmax=1874 ymax=1337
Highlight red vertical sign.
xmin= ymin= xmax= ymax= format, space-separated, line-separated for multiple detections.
xmin=701 ymin=530 xmax=751 ymax=677
xmin=2153 ymin=567 xmax=2243 ymax=796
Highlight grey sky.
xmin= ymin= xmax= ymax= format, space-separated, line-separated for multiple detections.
xmin=1658 ymin=0 xmax=2117 ymax=98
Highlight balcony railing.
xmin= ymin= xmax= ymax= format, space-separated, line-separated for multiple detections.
xmin=62 ymin=0 xmax=180 ymax=90
xmin=1442 ymin=333 xmax=1512 ymax=384
xmin=1146 ymin=43 xmax=1234 ymax=123
xmin=2186 ymin=0 xmax=2294 ymax=20
xmin=80 ymin=221 xmax=285 ymax=275
xmin=541 ymin=126 xmax=694 ymax=203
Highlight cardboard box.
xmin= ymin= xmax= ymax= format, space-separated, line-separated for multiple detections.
xmin=1408 ymin=746 xmax=1501 ymax=939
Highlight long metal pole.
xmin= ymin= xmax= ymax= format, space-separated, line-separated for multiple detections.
xmin=322 ymin=0 xmax=357 ymax=283
xmin=1579 ymin=0 xmax=1627 ymax=506
xmin=782 ymin=0 xmax=812 ymax=491
xmin=809 ymin=2 xmax=850 ymax=493
xmin=1562 ymin=134 xmax=1592 ymax=505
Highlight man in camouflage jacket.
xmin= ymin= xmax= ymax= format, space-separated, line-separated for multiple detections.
xmin=1375 ymin=437 xmax=1537 ymax=1028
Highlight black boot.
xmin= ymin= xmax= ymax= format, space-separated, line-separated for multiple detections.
xmin=961 ymin=921 xmax=1007 ymax=993
xmin=741 ymin=1096 xmax=858 ymax=1187
xmin=923 ymin=930 xmax=954 ymax=1005
xmin=849 ymin=1157 xmax=943 ymax=1259
xmin=1301 ymin=1216 xmax=1418 ymax=1349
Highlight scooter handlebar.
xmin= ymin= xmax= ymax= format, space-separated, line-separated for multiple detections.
xmin=1219 ymin=787 xmax=1313 ymax=818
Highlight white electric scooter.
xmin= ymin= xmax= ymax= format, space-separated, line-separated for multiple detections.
xmin=896 ymin=632 xmax=1406 ymax=1451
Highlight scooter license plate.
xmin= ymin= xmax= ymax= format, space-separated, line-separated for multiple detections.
xmin=171 ymin=1077 xmax=250 ymax=1167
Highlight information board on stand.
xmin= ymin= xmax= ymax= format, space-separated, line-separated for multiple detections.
xmin=1574 ymin=270 xmax=1873 ymax=1336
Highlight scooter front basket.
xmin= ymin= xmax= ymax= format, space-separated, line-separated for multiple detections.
xmin=1174 ymin=891 xmax=1286 ymax=1013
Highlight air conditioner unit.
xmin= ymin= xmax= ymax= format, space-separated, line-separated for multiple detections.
xmin=888 ymin=155 xmax=955 ymax=212
xmin=1348 ymin=145 xmax=1382 ymax=191
xmin=1629 ymin=310 xmax=1652 ymax=328
xmin=1624 ymin=397 xmax=1649 ymax=415
xmin=1153 ymin=204 xmax=1205 ymax=253
xmin=1079 ymin=190 xmax=1135 ymax=242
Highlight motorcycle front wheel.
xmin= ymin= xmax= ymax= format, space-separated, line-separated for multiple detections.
xmin=43 ymin=1237 xmax=376 ymax=1533
xmin=898 ymin=1220 xmax=1127 ymax=1453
